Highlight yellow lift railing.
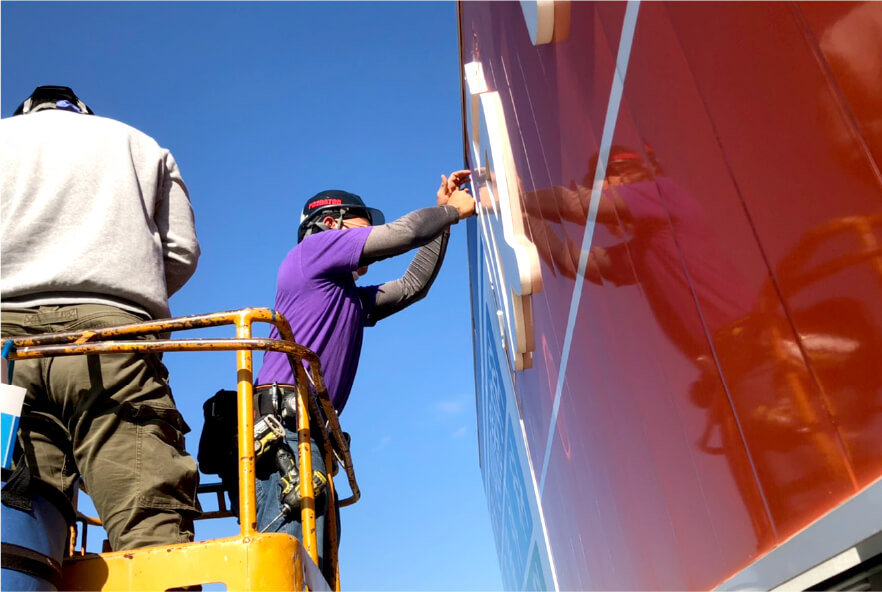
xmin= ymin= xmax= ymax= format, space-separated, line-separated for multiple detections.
xmin=1 ymin=307 xmax=360 ymax=591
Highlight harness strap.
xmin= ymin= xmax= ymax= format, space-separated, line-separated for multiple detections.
xmin=1 ymin=463 xmax=76 ymax=525
xmin=1 ymin=542 xmax=63 ymax=588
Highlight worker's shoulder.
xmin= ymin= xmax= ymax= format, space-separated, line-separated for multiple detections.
xmin=1 ymin=111 xmax=167 ymax=152
xmin=82 ymin=114 xmax=166 ymax=150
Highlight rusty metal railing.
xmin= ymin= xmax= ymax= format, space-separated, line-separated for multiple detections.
xmin=1 ymin=307 xmax=360 ymax=588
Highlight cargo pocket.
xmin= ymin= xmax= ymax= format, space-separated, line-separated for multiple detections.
xmin=119 ymin=401 xmax=200 ymax=513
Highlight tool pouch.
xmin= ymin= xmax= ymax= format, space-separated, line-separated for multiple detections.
xmin=197 ymin=389 xmax=238 ymax=476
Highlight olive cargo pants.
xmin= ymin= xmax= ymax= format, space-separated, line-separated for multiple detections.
xmin=1 ymin=304 xmax=199 ymax=551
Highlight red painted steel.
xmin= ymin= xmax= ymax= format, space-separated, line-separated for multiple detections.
xmin=461 ymin=1 xmax=882 ymax=589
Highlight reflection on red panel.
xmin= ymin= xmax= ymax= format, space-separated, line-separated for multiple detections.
xmin=462 ymin=1 xmax=882 ymax=590
xmin=797 ymin=1 xmax=882 ymax=172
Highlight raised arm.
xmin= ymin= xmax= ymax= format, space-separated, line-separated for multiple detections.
xmin=360 ymin=169 xmax=474 ymax=264
xmin=360 ymin=206 xmax=458 ymax=264
xmin=362 ymin=229 xmax=450 ymax=326
xmin=360 ymin=170 xmax=473 ymax=325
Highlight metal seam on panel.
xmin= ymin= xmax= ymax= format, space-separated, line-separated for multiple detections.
xmin=539 ymin=0 xmax=641 ymax=495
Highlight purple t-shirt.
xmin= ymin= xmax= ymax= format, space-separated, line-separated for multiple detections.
xmin=256 ymin=227 xmax=374 ymax=412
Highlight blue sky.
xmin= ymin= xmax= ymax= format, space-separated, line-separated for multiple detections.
xmin=1 ymin=2 xmax=502 ymax=589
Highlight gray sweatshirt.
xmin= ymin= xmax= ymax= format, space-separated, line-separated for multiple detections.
xmin=0 ymin=110 xmax=200 ymax=319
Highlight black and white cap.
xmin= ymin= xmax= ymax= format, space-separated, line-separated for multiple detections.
xmin=298 ymin=190 xmax=385 ymax=243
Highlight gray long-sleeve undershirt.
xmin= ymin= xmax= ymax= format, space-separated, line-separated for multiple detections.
xmin=359 ymin=205 xmax=460 ymax=326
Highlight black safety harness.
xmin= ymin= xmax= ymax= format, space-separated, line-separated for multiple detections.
xmin=198 ymin=383 xmax=334 ymax=524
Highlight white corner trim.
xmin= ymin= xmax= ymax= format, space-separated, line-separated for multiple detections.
xmin=520 ymin=0 xmax=556 ymax=45
xmin=464 ymin=61 xmax=488 ymax=96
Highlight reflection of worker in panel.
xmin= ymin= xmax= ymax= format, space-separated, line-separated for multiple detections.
xmin=526 ymin=145 xmax=881 ymax=533
xmin=595 ymin=148 xmax=755 ymax=358
xmin=524 ymin=145 xmax=753 ymax=358
xmin=248 ymin=172 xmax=475 ymax=575
xmin=0 ymin=86 xmax=201 ymax=551
xmin=522 ymin=146 xmax=774 ymax=539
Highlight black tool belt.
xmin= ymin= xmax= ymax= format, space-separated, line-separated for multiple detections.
xmin=253 ymin=383 xmax=298 ymax=420
xmin=254 ymin=384 xmax=334 ymax=454
xmin=198 ymin=382 xmax=342 ymax=480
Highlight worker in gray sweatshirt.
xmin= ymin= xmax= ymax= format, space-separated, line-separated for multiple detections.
xmin=0 ymin=86 xmax=201 ymax=551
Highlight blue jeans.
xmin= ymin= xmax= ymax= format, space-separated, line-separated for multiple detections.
xmin=253 ymin=429 xmax=339 ymax=574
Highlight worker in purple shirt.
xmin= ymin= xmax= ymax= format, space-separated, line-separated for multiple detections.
xmin=253 ymin=171 xmax=474 ymax=571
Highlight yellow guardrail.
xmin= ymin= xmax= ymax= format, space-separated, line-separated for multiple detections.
xmin=2 ymin=307 xmax=358 ymax=591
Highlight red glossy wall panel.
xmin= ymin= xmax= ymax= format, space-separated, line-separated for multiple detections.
xmin=663 ymin=1 xmax=882 ymax=535
xmin=462 ymin=1 xmax=882 ymax=589
xmin=789 ymin=0 xmax=882 ymax=490
xmin=797 ymin=2 xmax=882 ymax=170
xmin=624 ymin=0 xmax=850 ymax=547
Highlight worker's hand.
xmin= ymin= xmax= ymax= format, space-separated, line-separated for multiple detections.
xmin=448 ymin=188 xmax=476 ymax=219
xmin=437 ymin=170 xmax=472 ymax=206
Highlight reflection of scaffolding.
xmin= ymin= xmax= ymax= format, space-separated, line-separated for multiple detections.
xmin=776 ymin=215 xmax=882 ymax=294
xmin=3 ymin=308 xmax=359 ymax=591
xmin=699 ymin=214 xmax=882 ymax=527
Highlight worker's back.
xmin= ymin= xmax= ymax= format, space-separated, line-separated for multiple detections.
xmin=0 ymin=109 xmax=199 ymax=319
